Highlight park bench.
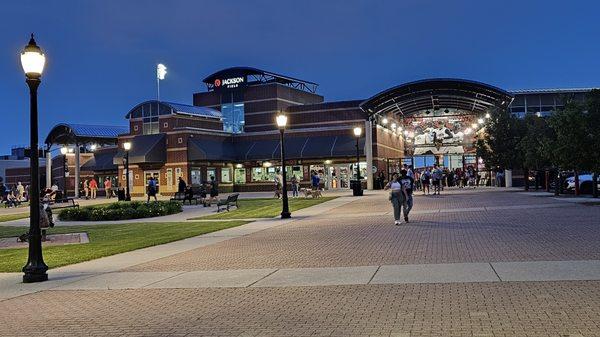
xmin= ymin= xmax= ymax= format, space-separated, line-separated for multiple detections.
xmin=216 ymin=193 xmax=239 ymax=212
xmin=170 ymin=192 xmax=198 ymax=205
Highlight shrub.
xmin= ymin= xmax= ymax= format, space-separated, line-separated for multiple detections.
xmin=58 ymin=201 xmax=183 ymax=221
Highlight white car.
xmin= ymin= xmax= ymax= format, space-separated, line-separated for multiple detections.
xmin=566 ymin=174 xmax=599 ymax=194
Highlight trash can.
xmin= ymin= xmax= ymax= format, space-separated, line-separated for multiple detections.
xmin=350 ymin=180 xmax=363 ymax=196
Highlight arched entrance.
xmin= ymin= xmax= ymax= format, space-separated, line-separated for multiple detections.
xmin=360 ymin=78 xmax=513 ymax=188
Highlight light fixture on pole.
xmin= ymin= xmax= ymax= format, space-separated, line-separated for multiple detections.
xmin=276 ymin=112 xmax=291 ymax=219
xmin=60 ymin=147 xmax=68 ymax=197
xmin=21 ymin=34 xmax=48 ymax=283
xmin=156 ymin=63 xmax=167 ymax=101
xmin=381 ymin=117 xmax=388 ymax=125
xmin=352 ymin=126 xmax=363 ymax=196
xmin=123 ymin=142 xmax=132 ymax=201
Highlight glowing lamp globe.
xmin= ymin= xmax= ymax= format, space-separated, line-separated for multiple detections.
xmin=20 ymin=34 xmax=46 ymax=78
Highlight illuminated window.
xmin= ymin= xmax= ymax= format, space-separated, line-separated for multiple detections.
xmin=221 ymin=103 xmax=245 ymax=133
xmin=221 ymin=168 xmax=232 ymax=183
xmin=234 ymin=168 xmax=246 ymax=184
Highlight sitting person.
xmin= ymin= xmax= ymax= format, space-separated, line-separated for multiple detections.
xmin=5 ymin=192 xmax=19 ymax=208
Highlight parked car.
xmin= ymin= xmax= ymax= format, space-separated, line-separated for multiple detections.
xmin=566 ymin=174 xmax=600 ymax=194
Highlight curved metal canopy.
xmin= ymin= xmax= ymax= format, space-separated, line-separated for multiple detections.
xmin=360 ymin=78 xmax=513 ymax=117
xmin=45 ymin=123 xmax=128 ymax=146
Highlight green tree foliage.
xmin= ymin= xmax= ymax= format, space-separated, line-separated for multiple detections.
xmin=517 ymin=114 xmax=554 ymax=170
xmin=585 ymin=89 xmax=600 ymax=172
xmin=476 ymin=108 xmax=526 ymax=169
xmin=547 ymin=101 xmax=593 ymax=172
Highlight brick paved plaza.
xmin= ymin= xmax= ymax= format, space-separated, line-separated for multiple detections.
xmin=1 ymin=188 xmax=600 ymax=337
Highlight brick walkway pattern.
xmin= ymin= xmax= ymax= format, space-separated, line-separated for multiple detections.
xmin=2 ymin=188 xmax=600 ymax=337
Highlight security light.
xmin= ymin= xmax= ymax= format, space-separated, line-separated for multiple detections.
xmin=157 ymin=64 xmax=167 ymax=80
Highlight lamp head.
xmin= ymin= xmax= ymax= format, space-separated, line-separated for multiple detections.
xmin=20 ymin=34 xmax=46 ymax=79
xmin=60 ymin=147 xmax=68 ymax=155
xmin=276 ymin=113 xmax=288 ymax=128
xmin=381 ymin=118 xmax=388 ymax=125
xmin=157 ymin=63 xmax=167 ymax=80
xmin=123 ymin=142 xmax=132 ymax=151
xmin=353 ymin=127 xmax=362 ymax=137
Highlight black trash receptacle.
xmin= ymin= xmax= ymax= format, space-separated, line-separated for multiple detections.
xmin=350 ymin=180 xmax=363 ymax=196
xmin=117 ymin=188 xmax=125 ymax=201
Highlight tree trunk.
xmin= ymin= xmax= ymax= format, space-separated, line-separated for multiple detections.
xmin=574 ymin=170 xmax=580 ymax=196
xmin=545 ymin=170 xmax=550 ymax=192
xmin=524 ymin=168 xmax=529 ymax=191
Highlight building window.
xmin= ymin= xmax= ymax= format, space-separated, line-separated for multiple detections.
xmin=142 ymin=103 xmax=159 ymax=135
xmin=252 ymin=167 xmax=276 ymax=182
xmin=207 ymin=167 xmax=217 ymax=181
xmin=163 ymin=122 xmax=169 ymax=128
xmin=221 ymin=168 xmax=232 ymax=183
xmin=133 ymin=125 xmax=138 ymax=131
xmin=234 ymin=168 xmax=246 ymax=184
xmin=221 ymin=102 xmax=245 ymax=133
xmin=191 ymin=168 xmax=202 ymax=186
xmin=177 ymin=137 xmax=183 ymax=144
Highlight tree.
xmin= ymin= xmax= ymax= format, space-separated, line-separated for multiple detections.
xmin=476 ymin=108 xmax=526 ymax=170
xmin=585 ymin=89 xmax=600 ymax=197
xmin=547 ymin=101 xmax=594 ymax=195
xmin=517 ymin=114 xmax=554 ymax=190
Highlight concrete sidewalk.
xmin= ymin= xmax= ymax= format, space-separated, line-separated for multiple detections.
xmin=0 ymin=195 xmax=356 ymax=300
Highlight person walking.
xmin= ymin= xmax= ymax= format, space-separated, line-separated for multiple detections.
xmin=385 ymin=172 xmax=407 ymax=226
xmin=291 ymin=175 xmax=299 ymax=198
xmin=89 ymin=178 xmax=98 ymax=199
xmin=399 ymin=169 xmax=414 ymax=223
xmin=432 ymin=164 xmax=443 ymax=195
xmin=311 ymin=170 xmax=320 ymax=190
xmin=273 ymin=169 xmax=283 ymax=199
xmin=147 ymin=176 xmax=158 ymax=203
xmin=209 ymin=175 xmax=219 ymax=205
xmin=178 ymin=177 xmax=187 ymax=193
xmin=421 ymin=168 xmax=431 ymax=195
xmin=104 ymin=177 xmax=112 ymax=199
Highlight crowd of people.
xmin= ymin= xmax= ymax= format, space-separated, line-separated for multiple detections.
xmin=381 ymin=164 xmax=505 ymax=225
xmin=176 ymin=175 xmax=220 ymax=206
xmin=1 ymin=181 xmax=28 ymax=208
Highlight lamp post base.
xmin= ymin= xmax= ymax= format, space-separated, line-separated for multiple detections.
xmin=281 ymin=211 xmax=291 ymax=219
xmin=23 ymin=268 xmax=48 ymax=283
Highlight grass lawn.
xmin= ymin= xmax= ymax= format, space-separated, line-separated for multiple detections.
xmin=192 ymin=196 xmax=337 ymax=220
xmin=0 ymin=212 xmax=29 ymax=223
xmin=0 ymin=220 xmax=247 ymax=273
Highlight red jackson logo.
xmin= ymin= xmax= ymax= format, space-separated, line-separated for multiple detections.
xmin=214 ymin=79 xmax=222 ymax=87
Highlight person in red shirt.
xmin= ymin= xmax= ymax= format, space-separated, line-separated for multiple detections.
xmin=89 ymin=178 xmax=98 ymax=199
xmin=104 ymin=178 xmax=112 ymax=199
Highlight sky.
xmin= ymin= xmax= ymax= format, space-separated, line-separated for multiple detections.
xmin=1 ymin=0 xmax=600 ymax=154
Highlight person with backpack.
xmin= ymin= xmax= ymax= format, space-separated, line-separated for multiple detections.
xmin=421 ymin=168 xmax=431 ymax=195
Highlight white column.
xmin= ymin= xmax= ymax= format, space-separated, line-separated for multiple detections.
xmin=505 ymin=169 xmax=513 ymax=188
xmin=365 ymin=119 xmax=374 ymax=190
xmin=45 ymin=150 xmax=52 ymax=189
xmin=74 ymin=145 xmax=80 ymax=198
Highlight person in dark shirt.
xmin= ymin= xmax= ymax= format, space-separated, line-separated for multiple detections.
xmin=178 ymin=177 xmax=187 ymax=193
xmin=399 ymin=169 xmax=414 ymax=223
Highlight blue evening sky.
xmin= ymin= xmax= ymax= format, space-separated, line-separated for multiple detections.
xmin=1 ymin=1 xmax=599 ymax=154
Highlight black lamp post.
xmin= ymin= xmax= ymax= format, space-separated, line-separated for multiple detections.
xmin=60 ymin=147 xmax=68 ymax=197
xmin=353 ymin=126 xmax=363 ymax=196
xmin=276 ymin=113 xmax=291 ymax=219
xmin=123 ymin=142 xmax=131 ymax=201
xmin=21 ymin=34 xmax=48 ymax=283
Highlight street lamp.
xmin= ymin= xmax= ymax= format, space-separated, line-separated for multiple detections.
xmin=276 ymin=113 xmax=291 ymax=219
xmin=353 ymin=126 xmax=363 ymax=196
xmin=123 ymin=142 xmax=132 ymax=201
xmin=21 ymin=34 xmax=48 ymax=283
xmin=60 ymin=147 xmax=68 ymax=197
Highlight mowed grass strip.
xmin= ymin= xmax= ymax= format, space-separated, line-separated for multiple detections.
xmin=192 ymin=196 xmax=337 ymax=220
xmin=0 ymin=220 xmax=247 ymax=273
xmin=0 ymin=213 xmax=29 ymax=223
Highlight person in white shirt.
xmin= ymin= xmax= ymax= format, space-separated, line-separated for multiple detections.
xmin=384 ymin=172 xmax=408 ymax=226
